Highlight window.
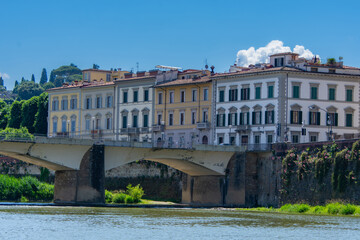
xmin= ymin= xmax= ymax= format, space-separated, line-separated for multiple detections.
xmin=268 ymin=85 xmax=274 ymax=98
xmin=293 ymin=86 xmax=300 ymax=98
xmin=239 ymin=112 xmax=250 ymax=125
xmin=143 ymin=114 xmax=148 ymax=128
xmin=346 ymin=89 xmax=353 ymax=102
xmin=52 ymin=98 xmax=59 ymax=111
xmin=95 ymin=118 xmax=100 ymax=130
xmin=158 ymin=92 xmax=163 ymax=104
xmin=70 ymin=98 xmax=77 ymax=110
xmin=96 ymin=96 xmax=102 ymax=108
xmin=180 ymin=112 xmax=185 ymax=125
xmin=290 ymin=110 xmax=302 ymax=124
xmin=219 ymin=90 xmax=225 ymax=102
xmin=216 ymin=113 xmax=226 ymax=127
xmin=228 ymin=112 xmax=237 ymax=126
xmin=180 ymin=90 xmax=185 ymax=102
xmin=203 ymin=110 xmax=208 ymax=122
xmin=169 ymin=91 xmax=174 ymax=103
xmin=292 ymin=134 xmax=299 ymax=143
xmin=191 ymin=111 xmax=196 ymax=124
xmin=133 ymin=90 xmax=138 ymax=102
xmin=123 ymin=91 xmax=128 ymax=103
xmin=327 ymin=113 xmax=338 ymax=126
xmin=329 ymin=88 xmax=336 ymax=100
xmin=255 ymin=86 xmax=261 ymax=99
xmin=86 ymin=97 xmax=91 ymax=109
xmin=252 ymin=111 xmax=262 ymax=125
xmin=52 ymin=118 xmax=57 ymax=134
xmin=122 ymin=116 xmax=127 ymax=128
xmin=274 ymin=57 xmax=284 ymax=67
xmin=85 ymin=118 xmax=90 ymax=131
xmin=203 ymin=88 xmax=208 ymax=101
xmin=61 ymin=98 xmax=68 ymax=110
xmin=311 ymin=67 xmax=318 ymax=72
xmin=169 ymin=113 xmax=174 ymax=126
xmin=329 ymin=69 xmax=336 ymax=74
xmin=144 ymin=89 xmax=149 ymax=101
xmin=310 ymin=135 xmax=317 ymax=142
xmin=265 ymin=110 xmax=274 ymax=124
xmin=311 ymin=87 xmax=318 ymax=100
xmin=61 ymin=118 xmax=67 ymax=132
xmin=229 ymin=88 xmax=238 ymax=101
xmin=254 ymin=135 xmax=260 ymax=144
xmin=106 ymin=74 xmax=111 ymax=82
xmin=241 ymin=88 xmax=250 ymax=100
xmin=106 ymin=117 xmax=112 ymax=130
xmin=71 ymin=118 xmax=76 ymax=133
xmin=309 ymin=111 xmax=320 ymax=125
xmin=157 ymin=113 xmax=162 ymax=125
xmin=106 ymin=96 xmax=113 ymax=108
xmin=132 ymin=115 xmax=138 ymax=128
xmin=267 ymin=134 xmax=273 ymax=144
xmin=346 ymin=114 xmax=353 ymax=127
xmin=192 ymin=89 xmax=197 ymax=102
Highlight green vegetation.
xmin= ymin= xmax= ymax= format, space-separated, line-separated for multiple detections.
xmin=238 ymin=202 xmax=360 ymax=216
xmin=0 ymin=127 xmax=34 ymax=140
xmin=0 ymin=175 xmax=53 ymax=202
xmin=105 ymin=184 xmax=145 ymax=204
xmin=49 ymin=64 xmax=82 ymax=87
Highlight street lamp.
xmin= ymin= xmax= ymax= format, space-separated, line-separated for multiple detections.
xmin=308 ymin=106 xmax=333 ymax=141
xmin=127 ymin=123 xmax=131 ymax=142
xmin=229 ymin=125 xmax=233 ymax=145
xmin=92 ymin=116 xmax=95 ymax=139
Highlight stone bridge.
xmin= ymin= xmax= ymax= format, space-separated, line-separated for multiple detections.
xmin=0 ymin=137 xmax=275 ymax=207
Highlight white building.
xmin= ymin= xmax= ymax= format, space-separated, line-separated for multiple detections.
xmin=213 ymin=53 xmax=360 ymax=146
xmin=114 ymin=71 xmax=157 ymax=142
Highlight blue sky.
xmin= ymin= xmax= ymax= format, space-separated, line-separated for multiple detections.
xmin=1 ymin=0 xmax=359 ymax=89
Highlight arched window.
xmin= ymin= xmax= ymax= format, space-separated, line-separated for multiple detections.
xmin=202 ymin=135 xmax=208 ymax=145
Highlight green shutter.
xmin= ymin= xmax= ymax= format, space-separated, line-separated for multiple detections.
xmin=259 ymin=111 xmax=262 ymax=124
xmin=235 ymin=113 xmax=238 ymax=126
xmin=252 ymin=112 xmax=255 ymax=125
xmin=265 ymin=111 xmax=268 ymax=124
xmin=235 ymin=89 xmax=238 ymax=101
xmin=216 ymin=115 xmax=219 ymax=126
xmin=299 ymin=111 xmax=302 ymax=124
xmin=309 ymin=112 xmax=312 ymax=125
xmin=247 ymin=113 xmax=250 ymax=125
xmin=222 ymin=114 xmax=225 ymax=127
xmin=228 ymin=113 xmax=231 ymax=125
xmin=335 ymin=113 xmax=338 ymax=126
xmin=290 ymin=110 xmax=293 ymax=124
xmin=229 ymin=90 xmax=231 ymax=101
xmin=271 ymin=110 xmax=275 ymax=124
xmin=239 ymin=113 xmax=243 ymax=125
xmin=317 ymin=112 xmax=321 ymax=125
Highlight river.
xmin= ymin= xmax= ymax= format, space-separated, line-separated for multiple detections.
xmin=0 ymin=205 xmax=359 ymax=240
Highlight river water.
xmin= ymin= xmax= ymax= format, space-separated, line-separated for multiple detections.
xmin=0 ymin=205 xmax=359 ymax=240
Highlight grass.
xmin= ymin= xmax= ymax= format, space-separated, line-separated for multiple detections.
xmin=237 ymin=203 xmax=360 ymax=217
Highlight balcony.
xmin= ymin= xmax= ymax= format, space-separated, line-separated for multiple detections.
xmin=196 ymin=122 xmax=211 ymax=130
xmin=236 ymin=125 xmax=251 ymax=132
xmin=152 ymin=125 xmax=165 ymax=132
xmin=120 ymin=128 xmax=139 ymax=134
xmin=140 ymin=127 xmax=150 ymax=133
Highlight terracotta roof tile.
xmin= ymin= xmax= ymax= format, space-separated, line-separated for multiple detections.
xmin=155 ymin=76 xmax=211 ymax=87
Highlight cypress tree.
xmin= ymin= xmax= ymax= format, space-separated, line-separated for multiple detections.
xmin=0 ymin=77 xmax=3 ymax=86
xmin=49 ymin=70 xmax=55 ymax=83
xmin=31 ymin=74 xmax=35 ymax=82
xmin=14 ymin=80 xmax=19 ymax=87
xmin=34 ymin=92 xmax=48 ymax=134
xmin=21 ymin=96 xmax=39 ymax=133
xmin=40 ymin=68 xmax=48 ymax=85
xmin=8 ymin=101 xmax=23 ymax=129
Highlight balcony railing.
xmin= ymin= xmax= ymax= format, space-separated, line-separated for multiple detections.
xmin=152 ymin=125 xmax=165 ymax=132
xmin=236 ymin=125 xmax=251 ymax=132
xmin=196 ymin=122 xmax=211 ymax=130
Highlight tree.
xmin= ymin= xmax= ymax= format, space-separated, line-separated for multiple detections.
xmin=21 ymin=96 xmax=39 ymax=133
xmin=51 ymin=64 xmax=82 ymax=87
xmin=327 ymin=58 xmax=336 ymax=65
xmin=8 ymin=101 xmax=23 ymax=128
xmin=34 ymin=92 xmax=48 ymax=134
xmin=13 ymin=81 xmax=44 ymax=100
xmin=49 ymin=70 xmax=55 ymax=83
xmin=42 ymin=82 xmax=55 ymax=90
xmin=0 ymin=77 xmax=3 ymax=86
xmin=14 ymin=80 xmax=19 ymax=88
xmin=40 ymin=68 xmax=48 ymax=85
xmin=0 ymin=100 xmax=9 ymax=129
xmin=31 ymin=74 xmax=35 ymax=82
xmin=21 ymin=77 xmax=26 ymax=83
xmin=93 ymin=64 xmax=100 ymax=69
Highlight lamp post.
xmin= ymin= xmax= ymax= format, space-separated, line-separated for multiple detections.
xmin=229 ymin=125 xmax=233 ymax=145
xmin=127 ymin=123 xmax=131 ymax=142
xmin=308 ymin=106 xmax=333 ymax=141
xmin=92 ymin=116 xmax=95 ymax=139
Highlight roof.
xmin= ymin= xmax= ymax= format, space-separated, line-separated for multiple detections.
xmin=82 ymin=69 xmax=112 ymax=73
xmin=47 ymin=81 xmax=114 ymax=92
xmin=114 ymin=75 xmax=156 ymax=83
xmin=270 ymin=52 xmax=299 ymax=57
xmin=155 ymin=76 xmax=211 ymax=88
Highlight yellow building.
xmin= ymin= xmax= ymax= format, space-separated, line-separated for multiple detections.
xmin=153 ymin=70 xmax=213 ymax=148
xmin=47 ymin=83 xmax=82 ymax=137
xmin=82 ymin=69 xmax=129 ymax=82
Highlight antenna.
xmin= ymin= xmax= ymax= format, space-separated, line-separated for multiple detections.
xmin=136 ymin=62 xmax=139 ymax=72
xmin=205 ymin=59 xmax=209 ymax=70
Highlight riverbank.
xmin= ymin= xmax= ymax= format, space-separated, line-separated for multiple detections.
xmin=238 ymin=203 xmax=360 ymax=217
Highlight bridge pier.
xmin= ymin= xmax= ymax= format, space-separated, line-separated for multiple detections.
xmin=54 ymin=144 xmax=105 ymax=205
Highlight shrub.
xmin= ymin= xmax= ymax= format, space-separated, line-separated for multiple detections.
xmin=280 ymin=204 xmax=310 ymax=213
xmin=125 ymin=195 xmax=134 ymax=204
xmin=105 ymin=190 xmax=113 ymax=203
xmin=340 ymin=204 xmax=356 ymax=215
xmin=326 ymin=203 xmax=341 ymax=215
xmin=112 ymin=193 xmax=126 ymax=203
xmin=126 ymin=184 xmax=144 ymax=203
xmin=20 ymin=196 xmax=29 ymax=202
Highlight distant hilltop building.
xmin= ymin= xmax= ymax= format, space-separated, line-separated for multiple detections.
xmin=47 ymin=52 xmax=360 ymax=147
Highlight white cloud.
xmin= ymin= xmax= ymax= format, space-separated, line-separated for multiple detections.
xmin=235 ymin=40 xmax=316 ymax=67
xmin=0 ymin=72 xmax=10 ymax=80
